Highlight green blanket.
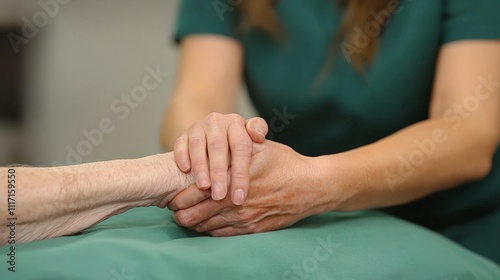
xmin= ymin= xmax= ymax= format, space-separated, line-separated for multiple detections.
xmin=1 ymin=208 xmax=498 ymax=279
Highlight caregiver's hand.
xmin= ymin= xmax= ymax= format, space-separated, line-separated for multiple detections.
xmin=168 ymin=140 xmax=327 ymax=237
xmin=174 ymin=113 xmax=268 ymax=205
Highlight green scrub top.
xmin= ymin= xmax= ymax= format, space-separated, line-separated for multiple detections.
xmin=175 ymin=0 xmax=500 ymax=263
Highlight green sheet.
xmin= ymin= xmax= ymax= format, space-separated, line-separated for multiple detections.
xmin=1 ymin=208 xmax=499 ymax=279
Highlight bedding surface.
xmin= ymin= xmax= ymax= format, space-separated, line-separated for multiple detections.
xmin=1 ymin=208 xmax=499 ymax=280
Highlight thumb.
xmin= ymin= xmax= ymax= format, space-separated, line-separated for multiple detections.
xmin=245 ymin=117 xmax=268 ymax=143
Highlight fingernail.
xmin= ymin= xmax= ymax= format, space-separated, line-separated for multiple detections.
xmin=180 ymin=161 xmax=190 ymax=172
xmin=254 ymin=128 xmax=265 ymax=138
xmin=212 ymin=183 xmax=226 ymax=200
xmin=233 ymin=189 xmax=245 ymax=205
xmin=197 ymin=173 xmax=210 ymax=189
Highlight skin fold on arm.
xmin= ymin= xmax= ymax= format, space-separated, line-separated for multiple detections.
xmin=169 ymin=41 xmax=500 ymax=237
xmin=0 ymin=153 xmax=194 ymax=245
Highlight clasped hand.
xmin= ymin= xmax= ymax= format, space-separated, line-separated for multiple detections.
xmin=168 ymin=113 xmax=323 ymax=236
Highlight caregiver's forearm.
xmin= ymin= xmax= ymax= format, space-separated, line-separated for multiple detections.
xmin=160 ymin=36 xmax=243 ymax=151
xmin=0 ymin=153 xmax=193 ymax=245
xmin=313 ymin=118 xmax=499 ymax=212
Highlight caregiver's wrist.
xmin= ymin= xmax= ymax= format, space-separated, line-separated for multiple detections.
xmin=306 ymin=154 xmax=353 ymax=213
xmin=291 ymin=155 xmax=333 ymax=215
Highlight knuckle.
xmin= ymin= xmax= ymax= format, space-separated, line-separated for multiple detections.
xmin=237 ymin=211 xmax=252 ymax=223
xmin=189 ymin=136 xmax=205 ymax=146
xmin=174 ymin=198 xmax=188 ymax=209
xmin=207 ymin=112 xmax=221 ymax=119
xmin=174 ymin=134 xmax=185 ymax=145
xmin=207 ymin=138 xmax=228 ymax=151
xmin=207 ymin=112 xmax=222 ymax=124
xmin=191 ymin=161 xmax=207 ymax=172
xmin=176 ymin=212 xmax=195 ymax=227
xmin=191 ymin=121 xmax=204 ymax=131
xmin=210 ymin=165 xmax=228 ymax=175
xmin=231 ymin=166 xmax=249 ymax=181
xmin=228 ymin=113 xmax=245 ymax=123
xmin=231 ymin=140 xmax=252 ymax=155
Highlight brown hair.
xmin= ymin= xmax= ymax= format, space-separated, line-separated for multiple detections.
xmin=237 ymin=0 xmax=398 ymax=73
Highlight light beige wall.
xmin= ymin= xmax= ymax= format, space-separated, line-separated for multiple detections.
xmin=3 ymin=0 xmax=256 ymax=165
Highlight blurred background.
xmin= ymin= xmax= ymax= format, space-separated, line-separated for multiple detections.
xmin=0 ymin=0 xmax=256 ymax=166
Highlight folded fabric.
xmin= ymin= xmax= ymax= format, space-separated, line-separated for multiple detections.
xmin=1 ymin=208 xmax=498 ymax=280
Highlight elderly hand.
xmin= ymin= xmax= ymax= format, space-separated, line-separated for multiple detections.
xmin=168 ymin=140 xmax=332 ymax=237
xmin=174 ymin=113 xmax=268 ymax=205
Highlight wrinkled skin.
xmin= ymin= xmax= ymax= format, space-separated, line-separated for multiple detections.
xmin=168 ymin=140 xmax=326 ymax=237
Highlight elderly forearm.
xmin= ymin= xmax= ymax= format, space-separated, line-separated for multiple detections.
xmin=312 ymin=118 xmax=499 ymax=213
xmin=0 ymin=153 xmax=193 ymax=245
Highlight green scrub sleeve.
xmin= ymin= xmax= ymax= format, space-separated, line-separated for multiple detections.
xmin=443 ymin=0 xmax=500 ymax=43
xmin=174 ymin=0 xmax=240 ymax=42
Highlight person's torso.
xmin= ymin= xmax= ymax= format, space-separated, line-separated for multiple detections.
xmin=238 ymin=0 xmax=500 ymax=230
